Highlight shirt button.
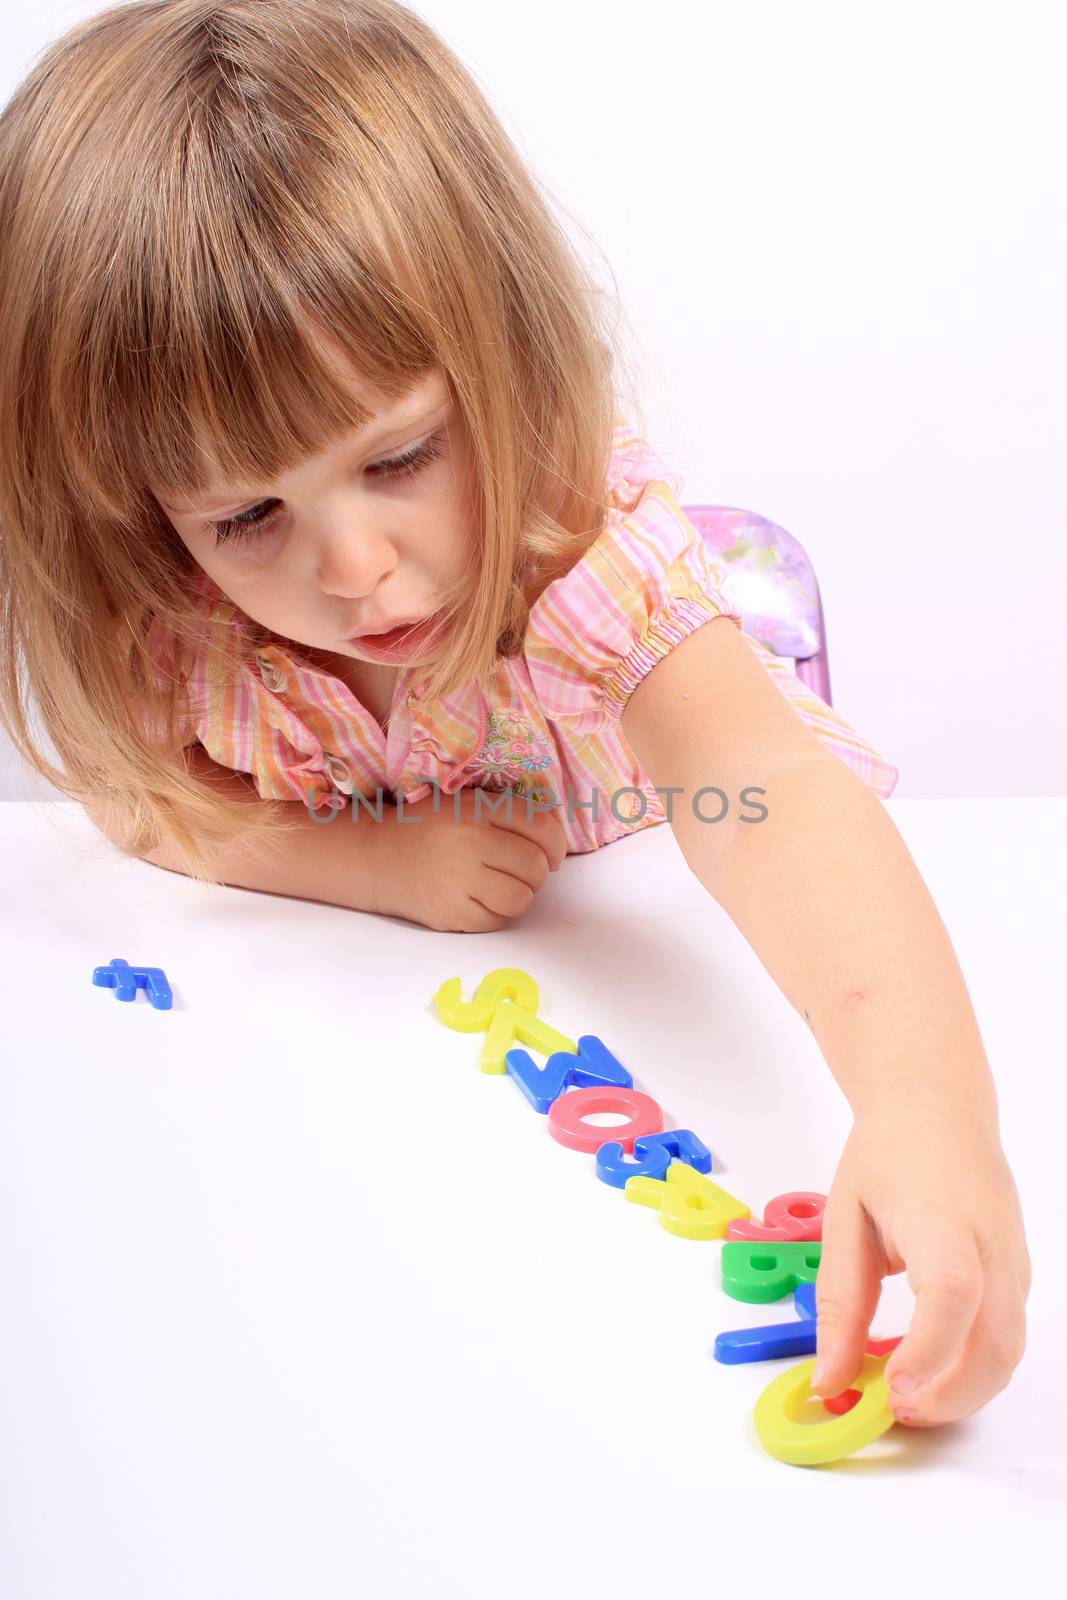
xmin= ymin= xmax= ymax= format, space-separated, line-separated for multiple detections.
xmin=323 ymin=752 xmax=355 ymax=793
xmin=256 ymin=653 xmax=288 ymax=695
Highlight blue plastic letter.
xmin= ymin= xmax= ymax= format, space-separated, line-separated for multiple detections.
xmin=505 ymin=1034 xmax=633 ymax=1113
xmin=714 ymin=1283 xmax=818 ymax=1364
xmin=596 ymin=1129 xmax=713 ymax=1188
xmin=92 ymin=958 xmax=173 ymax=1011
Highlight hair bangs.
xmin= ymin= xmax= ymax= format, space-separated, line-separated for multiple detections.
xmin=40 ymin=30 xmax=447 ymax=524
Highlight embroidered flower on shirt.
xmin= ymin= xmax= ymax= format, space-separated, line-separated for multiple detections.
xmin=472 ymin=710 xmax=556 ymax=806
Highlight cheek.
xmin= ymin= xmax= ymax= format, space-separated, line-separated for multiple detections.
xmin=203 ymin=540 xmax=283 ymax=593
xmin=193 ymin=548 xmax=291 ymax=626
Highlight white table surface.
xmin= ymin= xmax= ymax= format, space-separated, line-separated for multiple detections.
xmin=1 ymin=797 xmax=1064 ymax=1598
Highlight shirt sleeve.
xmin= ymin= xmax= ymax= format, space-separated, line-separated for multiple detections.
xmin=140 ymin=608 xmax=340 ymax=813
xmin=523 ymin=422 xmax=899 ymax=798
xmin=742 ymin=636 xmax=900 ymax=798
xmin=524 ymin=477 xmax=744 ymax=739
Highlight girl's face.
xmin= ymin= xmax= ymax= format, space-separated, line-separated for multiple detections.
xmin=153 ymin=364 xmax=476 ymax=668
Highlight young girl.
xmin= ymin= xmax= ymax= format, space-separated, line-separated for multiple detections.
xmin=0 ymin=0 xmax=1028 ymax=1433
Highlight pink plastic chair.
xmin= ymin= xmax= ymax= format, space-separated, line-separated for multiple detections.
xmin=680 ymin=504 xmax=833 ymax=707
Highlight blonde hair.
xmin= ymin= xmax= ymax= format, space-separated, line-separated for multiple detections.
xmin=0 ymin=0 xmax=652 ymax=885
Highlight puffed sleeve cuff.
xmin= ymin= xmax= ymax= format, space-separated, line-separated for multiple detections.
xmin=598 ymin=592 xmax=742 ymax=722
xmin=524 ymin=491 xmax=744 ymax=738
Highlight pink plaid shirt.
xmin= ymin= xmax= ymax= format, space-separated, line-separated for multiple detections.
xmin=147 ymin=419 xmax=898 ymax=853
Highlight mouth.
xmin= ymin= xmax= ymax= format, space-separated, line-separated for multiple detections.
xmin=346 ymin=610 xmax=448 ymax=659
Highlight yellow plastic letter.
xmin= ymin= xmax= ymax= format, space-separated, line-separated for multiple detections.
xmin=753 ymin=1353 xmax=894 ymax=1465
xmin=432 ymin=968 xmax=540 ymax=1032
xmin=480 ymin=1001 xmax=577 ymax=1076
xmin=624 ymin=1162 xmax=751 ymax=1239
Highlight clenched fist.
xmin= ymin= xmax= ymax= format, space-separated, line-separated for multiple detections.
xmin=366 ymin=785 xmax=568 ymax=931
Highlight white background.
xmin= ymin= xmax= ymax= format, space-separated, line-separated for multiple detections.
xmin=0 ymin=0 xmax=1063 ymax=800
xmin=1 ymin=797 xmax=1064 ymax=1597
xmin=3 ymin=11 xmax=1063 ymax=1594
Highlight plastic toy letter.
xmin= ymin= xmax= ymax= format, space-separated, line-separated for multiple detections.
xmin=624 ymin=1162 xmax=750 ymax=1239
xmin=547 ymin=1086 xmax=663 ymax=1154
xmin=714 ymin=1282 xmax=818 ymax=1364
xmin=480 ymin=1003 xmax=577 ymax=1076
xmin=506 ymin=1034 xmax=633 ymax=1113
xmin=727 ymin=1191 xmax=826 ymax=1242
xmin=430 ymin=968 xmax=575 ymax=1073
xmin=720 ymin=1241 xmax=822 ymax=1303
xmin=596 ymin=1129 xmax=713 ymax=1187
xmin=92 ymin=958 xmax=173 ymax=1010
xmin=753 ymin=1351 xmax=895 ymax=1465
xmin=432 ymin=968 xmax=540 ymax=1030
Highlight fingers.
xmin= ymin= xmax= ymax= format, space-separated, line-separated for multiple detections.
xmin=473 ymin=790 xmax=567 ymax=868
xmin=481 ymin=865 xmax=539 ymax=915
xmin=463 ymin=901 xmax=510 ymax=933
xmin=883 ymin=1220 xmax=982 ymax=1418
xmin=516 ymin=793 xmax=567 ymax=857
xmin=484 ymin=830 xmax=555 ymax=893
xmin=528 ymin=803 xmax=567 ymax=869
xmin=811 ymin=1198 xmax=884 ymax=1399
xmin=526 ymin=810 xmax=564 ymax=870
xmin=887 ymin=1233 xmax=1026 ymax=1426
xmin=547 ymin=810 xmax=567 ymax=869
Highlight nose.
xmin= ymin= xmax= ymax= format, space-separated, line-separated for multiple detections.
xmin=315 ymin=517 xmax=399 ymax=599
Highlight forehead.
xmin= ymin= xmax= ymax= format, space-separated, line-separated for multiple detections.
xmin=157 ymin=362 xmax=449 ymax=514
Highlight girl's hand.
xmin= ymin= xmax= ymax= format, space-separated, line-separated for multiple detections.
xmin=369 ymin=785 xmax=567 ymax=932
xmin=811 ymin=1106 xmax=1031 ymax=1427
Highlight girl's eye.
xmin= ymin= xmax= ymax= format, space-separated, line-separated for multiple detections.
xmin=209 ymin=432 xmax=446 ymax=547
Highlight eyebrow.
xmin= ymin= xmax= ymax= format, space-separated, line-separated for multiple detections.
xmin=160 ymin=395 xmax=446 ymax=517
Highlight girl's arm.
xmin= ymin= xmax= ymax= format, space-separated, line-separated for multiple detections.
xmin=85 ymin=742 xmax=386 ymax=913
xmin=621 ymin=616 xmax=1030 ymax=1427
xmin=85 ymin=743 xmax=567 ymax=933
